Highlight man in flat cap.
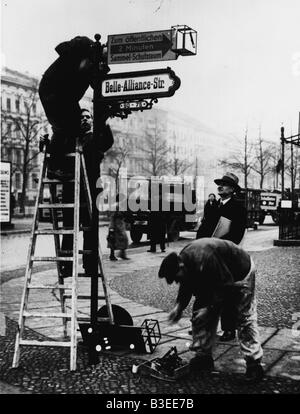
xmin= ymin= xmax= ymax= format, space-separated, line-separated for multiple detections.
xmin=196 ymin=172 xmax=247 ymax=342
xmin=39 ymin=36 xmax=113 ymax=179
xmin=158 ymin=238 xmax=264 ymax=382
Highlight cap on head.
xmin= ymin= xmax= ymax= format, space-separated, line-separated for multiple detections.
xmin=158 ymin=252 xmax=179 ymax=284
xmin=214 ymin=172 xmax=240 ymax=191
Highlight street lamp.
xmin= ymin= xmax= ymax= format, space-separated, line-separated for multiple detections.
xmin=171 ymin=25 xmax=197 ymax=56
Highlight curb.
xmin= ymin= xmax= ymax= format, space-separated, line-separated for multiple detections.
xmin=1 ymin=221 xmax=110 ymax=236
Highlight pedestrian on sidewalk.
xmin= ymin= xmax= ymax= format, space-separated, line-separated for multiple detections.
xmin=147 ymin=210 xmax=167 ymax=253
xmin=196 ymin=193 xmax=219 ymax=239
xmin=158 ymin=238 xmax=264 ymax=382
xmin=107 ymin=195 xmax=129 ymax=261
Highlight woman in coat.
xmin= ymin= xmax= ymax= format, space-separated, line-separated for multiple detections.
xmin=107 ymin=209 xmax=129 ymax=261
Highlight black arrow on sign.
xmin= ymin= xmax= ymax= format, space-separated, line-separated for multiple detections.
xmin=110 ymin=34 xmax=173 ymax=57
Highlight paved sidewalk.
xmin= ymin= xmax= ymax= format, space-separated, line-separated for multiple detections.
xmin=1 ymin=217 xmax=110 ymax=236
xmin=1 ymin=241 xmax=300 ymax=394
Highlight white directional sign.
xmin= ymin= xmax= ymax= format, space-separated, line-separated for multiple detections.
xmin=107 ymin=30 xmax=177 ymax=64
xmin=100 ymin=68 xmax=180 ymax=101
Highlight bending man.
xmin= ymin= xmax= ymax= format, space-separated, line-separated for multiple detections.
xmin=158 ymin=238 xmax=264 ymax=382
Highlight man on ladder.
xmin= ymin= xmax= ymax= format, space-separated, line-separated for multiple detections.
xmin=12 ymin=35 xmax=115 ymax=371
xmin=60 ymin=107 xmax=113 ymax=278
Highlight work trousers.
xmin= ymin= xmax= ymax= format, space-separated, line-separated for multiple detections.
xmin=190 ymin=260 xmax=263 ymax=362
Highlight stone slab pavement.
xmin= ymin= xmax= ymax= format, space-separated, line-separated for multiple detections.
xmin=1 ymin=244 xmax=300 ymax=388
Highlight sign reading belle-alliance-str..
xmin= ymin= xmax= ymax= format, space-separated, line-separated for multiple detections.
xmin=100 ymin=68 xmax=181 ymax=101
xmin=107 ymin=30 xmax=177 ymax=64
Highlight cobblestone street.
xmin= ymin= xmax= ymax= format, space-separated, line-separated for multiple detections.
xmin=1 ymin=221 xmax=300 ymax=394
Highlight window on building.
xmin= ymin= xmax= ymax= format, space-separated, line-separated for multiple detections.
xmin=15 ymin=99 xmax=20 ymax=112
xmin=1 ymin=146 xmax=6 ymax=159
xmin=6 ymin=98 xmax=11 ymax=111
xmin=31 ymin=173 xmax=38 ymax=189
xmin=16 ymin=149 xmax=22 ymax=165
xmin=6 ymin=122 xmax=12 ymax=136
xmin=15 ymin=125 xmax=21 ymax=139
xmin=6 ymin=148 xmax=12 ymax=161
xmin=15 ymin=172 xmax=21 ymax=190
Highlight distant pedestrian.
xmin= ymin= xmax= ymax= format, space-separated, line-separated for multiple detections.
xmin=107 ymin=196 xmax=129 ymax=261
xmin=10 ymin=192 xmax=16 ymax=218
xmin=158 ymin=238 xmax=264 ymax=382
xmin=196 ymin=193 xmax=219 ymax=238
xmin=147 ymin=210 xmax=166 ymax=253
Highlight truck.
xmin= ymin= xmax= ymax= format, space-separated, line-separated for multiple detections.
xmin=259 ymin=190 xmax=281 ymax=224
xmin=120 ymin=176 xmax=203 ymax=243
xmin=236 ymin=188 xmax=263 ymax=230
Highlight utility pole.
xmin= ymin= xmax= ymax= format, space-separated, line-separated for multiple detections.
xmin=281 ymin=126 xmax=285 ymax=199
xmin=89 ymin=33 xmax=111 ymax=365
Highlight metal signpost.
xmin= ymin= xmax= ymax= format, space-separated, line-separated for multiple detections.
xmin=88 ymin=26 xmax=197 ymax=364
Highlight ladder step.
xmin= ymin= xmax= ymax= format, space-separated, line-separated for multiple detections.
xmin=42 ymin=178 xmax=74 ymax=184
xmin=63 ymin=295 xmax=106 ymax=300
xmin=77 ymin=316 xmax=110 ymax=322
xmin=59 ymin=249 xmax=93 ymax=255
xmin=28 ymin=283 xmax=72 ymax=290
xmin=23 ymin=311 xmax=72 ymax=318
xmin=46 ymin=153 xmax=75 ymax=158
xmin=78 ymin=273 xmax=103 ymax=278
xmin=19 ymin=340 xmax=71 ymax=348
xmin=38 ymin=203 xmax=74 ymax=208
xmin=35 ymin=229 xmax=75 ymax=235
xmin=31 ymin=256 xmax=73 ymax=262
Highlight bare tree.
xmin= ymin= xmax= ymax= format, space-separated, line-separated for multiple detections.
xmin=168 ymin=132 xmax=191 ymax=176
xmin=140 ymin=117 xmax=169 ymax=177
xmin=105 ymin=132 xmax=132 ymax=192
xmin=285 ymin=147 xmax=300 ymax=191
xmin=219 ymin=127 xmax=254 ymax=188
xmin=1 ymin=79 xmax=47 ymax=215
xmin=251 ymin=127 xmax=274 ymax=189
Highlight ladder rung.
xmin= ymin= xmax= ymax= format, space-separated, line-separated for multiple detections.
xmin=19 ymin=340 xmax=71 ymax=348
xmin=46 ymin=153 xmax=75 ymax=158
xmin=35 ymin=229 xmax=75 ymax=235
xmin=63 ymin=295 xmax=106 ymax=300
xmin=28 ymin=283 xmax=72 ymax=290
xmin=38 ymin=203 xmax=74 ymax=208
xmin=59 ymin=249 xmax=93 ymax=255
xmin=42 ymin=178 xmax=74 ymax=184
xmin=78 ymin=273 xmax=103 ymax=278
xmin=77 ymin=316 xmax=111 ymax=322
xmin=23 ymin=311 xmax=72 ymax=318
xmin=31 ymin=256 xmax=73 ymax=262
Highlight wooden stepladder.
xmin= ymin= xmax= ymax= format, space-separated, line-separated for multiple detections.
xmin=12 ymin=137 xmax=114 ymax=371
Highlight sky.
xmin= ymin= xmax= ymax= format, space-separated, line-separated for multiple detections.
xmin=1 ymin=0 xmax=300 ymax=144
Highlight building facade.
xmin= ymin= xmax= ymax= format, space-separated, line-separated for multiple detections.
xmin=1 ymin=66 xmax=236 ymax=215
xmin=1 ymin=67 xmax=51 ymax=215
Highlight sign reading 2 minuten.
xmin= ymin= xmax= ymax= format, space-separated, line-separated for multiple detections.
xmin=100 ymin=68 xmax=181 ymax=101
